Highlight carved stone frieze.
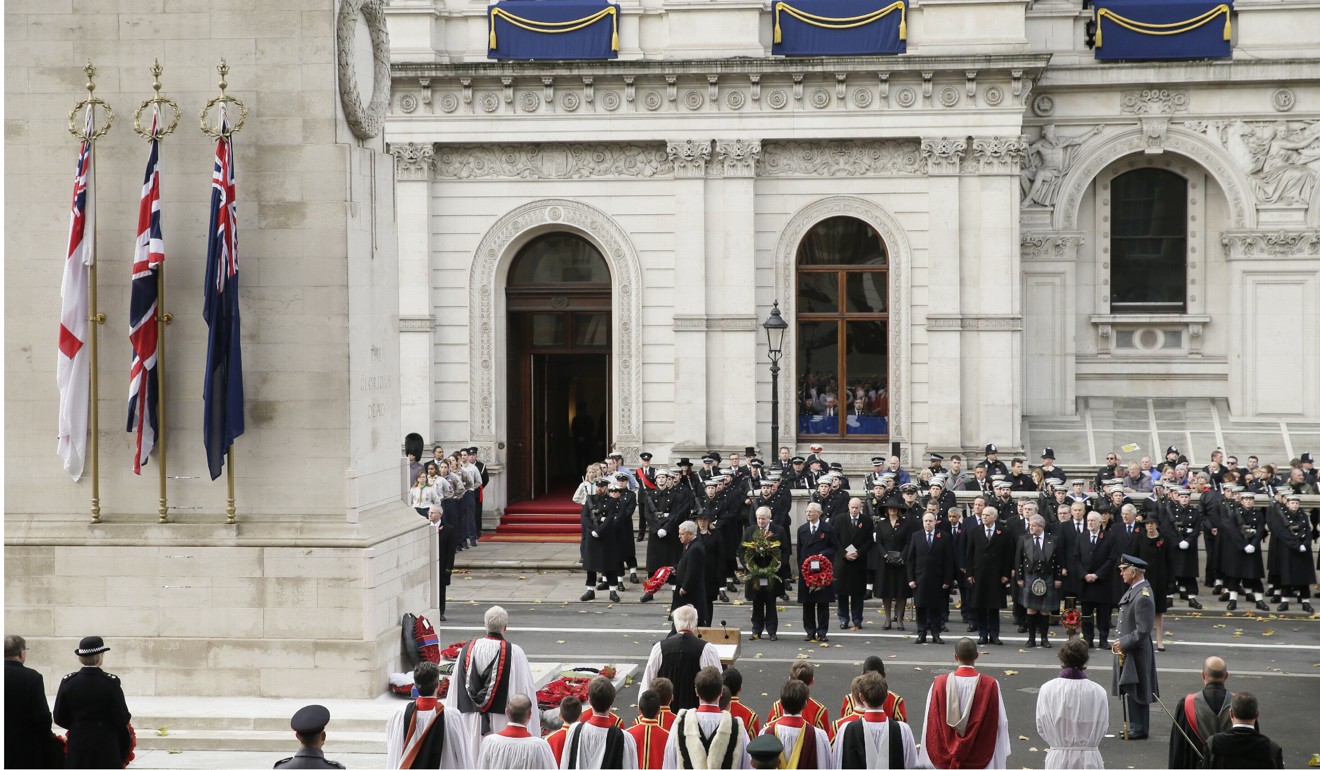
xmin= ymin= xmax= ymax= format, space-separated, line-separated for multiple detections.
xmin=758 ymin=140 xmax=922 ymax=177
xmin=970 ymin=135 xmax=1026 ymax=175
xmin=927 ymin=314 xmax=1023 ymax=331
xmin=1222 ymin=230 xmax=1320 ymax=259
xmin=1020 ymin=231 xmax=1084 ymax=261
xmin=1120 ymin=89 xmax=1189 ymax=116
xmin=399 ymin=315 xmax=435 ymax=332
xmin=920 ymin=137 xmax=967 ymax=175
xmin=716 ymin=139 xmax=762 ymax=178
xmin=389 ymin=142 xmax=435 ymax=181
xmin=433 ymin=143 xmax=672 ymax=179
xmin=671 ymin=315 xmax=759 ymax=332
xmin=666 ymin=139 xmax=712 ymax=178
xmin=1187 ymin=119 xmax=1320 ymax=207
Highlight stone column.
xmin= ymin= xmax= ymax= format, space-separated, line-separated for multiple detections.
xmin=391 ymin=143 xmax=435 ymax=442
xmin=706 ymin=139 xmax=762 ymax=450
xmin=667 ymin=140 xmax=712 ymax=452
xmin=921 ymin=137 xmax=967 ymax=451
xmin=964 ymin=136 xmax=1027 ymax=449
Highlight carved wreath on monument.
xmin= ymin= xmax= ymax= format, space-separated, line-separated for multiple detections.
xmin=337 ymin=0 xmax=392 ymax=140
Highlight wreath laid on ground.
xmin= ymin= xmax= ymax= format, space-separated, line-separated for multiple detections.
xmin=414 ymin=616 xmax=441 ymax=663
xmin=537 ymin=676 xmax=591 ymax=709
xmin=440 ymin=641 xmax=465 ymax=660
xmin=742 ymin=530 xmax=782 ymax=590
xmin=1061 ymin=607 xmax=1083 ymax=637
xmin=801 ymin=555 xmax=834 ymax=591
xmin=643 ymin=566 xmax=674 ymax=595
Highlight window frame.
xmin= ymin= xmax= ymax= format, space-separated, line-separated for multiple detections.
xmin=794 ymin=216 xmax=891 ymax=442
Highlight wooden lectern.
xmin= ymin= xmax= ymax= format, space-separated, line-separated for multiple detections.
xmin=696 ymin=625 xmax=741 ymax=666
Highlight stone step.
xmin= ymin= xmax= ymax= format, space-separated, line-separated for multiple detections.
xmin=130 ymin=715 xmax=389 ymax=732
xmin=133 ymin=728 xmax=386 ymax=754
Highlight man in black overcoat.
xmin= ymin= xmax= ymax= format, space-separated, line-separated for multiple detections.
xmin=1074 ymin=510 xmax=1118 ymax=648
xmin=905 ymin=512 xmax=955 ymax=644
xmin=6 ymin=634 xmax=55 ymax=770
xmin=671 ymin=521 xmax=709 ymax=624
xmin=964 ymin=504 xmax=1014 ymax=645
xmin=53 ymin=637 xmax=132 ymax=770
xmin=643 ymin=470 xmax=688 ymax=603
xmin=832 ymin=496 xmax=874 ymax=630
xmin=797 ymin=503 xmax=837 ymax=643
xmin=741 ymin=507 xmax=790 ymax=640
xmin=1202 ymin=692 xmax=1284 ymax=769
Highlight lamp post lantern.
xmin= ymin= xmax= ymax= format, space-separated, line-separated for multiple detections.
xmin=762 ymin=300 xmax=789 ymax=461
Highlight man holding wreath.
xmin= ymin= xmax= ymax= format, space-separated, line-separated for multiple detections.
xmin=742 ymin=507 xmax=791 ymax=640
xmin=796 ymin=502 xmax=837 ymax=643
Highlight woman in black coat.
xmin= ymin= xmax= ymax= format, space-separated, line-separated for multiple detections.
xmin=1132 ymin=516 xmax=1172 ymax=651
xmin=875 ymin=495 xmax=914 ymax=629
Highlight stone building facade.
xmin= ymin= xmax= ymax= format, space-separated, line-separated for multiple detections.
xmin=386 ymin=0 xmax=1320 ymax=508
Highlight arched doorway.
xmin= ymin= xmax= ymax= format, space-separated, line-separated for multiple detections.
xmin=505 ymin=232 xmax=611 ymax=502
xmin=795 ymin=216 xmax=891 ymax=441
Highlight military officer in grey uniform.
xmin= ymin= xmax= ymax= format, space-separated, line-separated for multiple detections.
xmin=274 ymin=704 xmax=345 ymax=768
xmin=1111 ymin=554 xmax=1159 ymax=740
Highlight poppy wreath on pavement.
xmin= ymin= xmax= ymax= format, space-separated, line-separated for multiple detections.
xmin=439 ymin=641 xmax=465 ymax=660
xmin=414 ymin=615 xmax=442 ymax=663
xmin=1061 ymin=607 xmax=1083 ymax=636
xmin=801 ymin=555 xmax=834 ymax=590
xmin=643 ymin=566 xmax=674 ymax=595
xmin=537 ymin=676 xmax=592 ymax=709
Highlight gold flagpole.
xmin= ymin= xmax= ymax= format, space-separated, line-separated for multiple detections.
xmin=200 ymin=59 xmax=247 ymax=526
xmin=134 ymin=60 xmax=179 ymax=524
xmin=70 ymin=61 xmax=112 ymax=523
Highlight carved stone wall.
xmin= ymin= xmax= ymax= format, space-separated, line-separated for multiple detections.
xmin=468 ymin=199 xmax=644 ymax=457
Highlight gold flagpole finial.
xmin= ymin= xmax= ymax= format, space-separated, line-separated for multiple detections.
xmin=201 ymin=57 xmax=247 ymax=138
xmin=83 ymin=59 xmax=97 ymax=95
xmin=69 ymin=59 xmax=113 ymax=141
xmin=135 ymin=59 xmax=180 ymax=140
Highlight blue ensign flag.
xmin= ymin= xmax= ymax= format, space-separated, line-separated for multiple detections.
xmin=202 ymin=108 xmax=245 ymax=480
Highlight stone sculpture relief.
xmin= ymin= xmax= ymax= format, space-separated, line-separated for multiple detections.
xmin=1190 ymin=120 xmax=1320 ymax=206
xmin=434 ymin=143 xmax=673 ymax=179
xmin=1020 ymin=124 xmax=1104 ymax=207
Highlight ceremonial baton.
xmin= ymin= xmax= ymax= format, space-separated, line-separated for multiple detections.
xmin=1152 ymin=692 xmax=1204 ymax=761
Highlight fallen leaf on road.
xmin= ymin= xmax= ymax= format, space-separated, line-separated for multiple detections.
xmin=518 ymin=576 xmax=527 ymax=580
xmin=156 ymin=728 xmax=169 ymax=737
xmin=1004 ymin=670 xmax=1019 ymax=676
xmin=1029 ymin=747 xmax=1039 ymax=752
xmin=1213 ymin=624 xmax=1227 ymax=628
xmin=1164 ymin=631 xmax=1174 ymax=637
xmin=913 ymin=667 xmax=923 ymax=671
xmin=1018 ymin=648 xmax=1028 ymax=653
xmin=557 ymin=640 xmax=566 ymax=644
xmin=1018 ymin=735 xmax=1030 ymax=741
xmin=888 ymin=655 xmax=897 ymax=659
xmin=168 ymin=750 xmax=183 ymax=755
xmin=797 ymin=653 xmax=811 ymax=659
xmin=755 ymin=653 xmax=765 ymax=658
xmin=1263 ymin=629 xmax=1275 ymax=636
xmin=1232 ymin=630 xmax=1244 ymax=637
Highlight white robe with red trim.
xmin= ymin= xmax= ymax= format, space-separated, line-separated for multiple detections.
xmin=443 ymin=636 xmax=541 ymax=758
xmin=384 ymin=702 xmax=474 ymax=769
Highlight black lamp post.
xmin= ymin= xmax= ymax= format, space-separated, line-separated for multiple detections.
xmin=762 ymin=300 xmax=789 ymax=460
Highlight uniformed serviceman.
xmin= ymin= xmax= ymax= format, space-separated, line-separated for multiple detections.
xmin=274 ymin=705 xmax=345 ymax=769
xmin=1111 ymin=554 xmax=1159 ymax=740
xmin=53 ymin=636 xmax=133 ymax=769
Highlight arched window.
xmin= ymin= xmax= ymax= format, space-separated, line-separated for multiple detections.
xmin=509 ymin=232 xmax=611 ymax=286
xmin=796 ymin=216 xmax=889 ymax=439
xmin=1109 ymin=168 xmax=1187 ymax=313
xmin=507 ymin=233 xmax=610 ymax=348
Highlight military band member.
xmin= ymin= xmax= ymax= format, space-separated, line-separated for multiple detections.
xmin=785 ymin=457 xmax=812 ymax=489
xmin=1219 ymin=491 xmax=1270 ymax=611
xmin=274 ymin=705 xmax=345 ymax=769
xmin=1267 ymin=493 xmax=1315 ymax=612
xmin=1112 ymin=554 xmax=1159 ymax=740
xmin=1162 ymin=487 xmax=1206 ymax=609
xmin=643 ymin=470 xmax=688 ymax=603
xmin=923 ymin=477 xmax=957 ymax=531
xmin=614 ymin=471 xmax=642 ymax=585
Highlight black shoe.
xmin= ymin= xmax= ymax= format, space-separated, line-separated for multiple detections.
xmin=1018 ymin=624 xmax=1028 ymax=633
xmin=637 ymin=534 xmax=646 ymax=542
xmin=990 ymin=637 xmax=1003 ymax=645
xmin=580 ymin=590 xmax=596 ymax=601
xmin=1086 ymin=639 xmax=1095 ymax=649
xmin=1226 ymin=599 xmax=1238 ymax=611
xmin=1255 ymin=599 xmax=1270 ymax=611
xmin=597 ymin=581 xmax=609 ymax=590
xmin=896 ymin=620 xmax=905 ymax=631
xmin=768 ymin=634 xmax=778 ymax=641
xmin=854 ymin=623 xmax=864 ymax=631
xmin=1277 ymin=601 xmax=1288 ymax=612
xmin=1126 ymin=732 xmax=1148 ymax=740
xmin=1041 ymin=636 xmax=1052 ymax=648
xmin=840 ymin=620 xmax=851 ymax=631
xmin=941 ymin=624 xmax=949 ymax=633
xmin=439 ymin=613 xmax=447 ymax=622
xmin=459 ymin=544 xmax=468 ymax=551
xmin=1303 ymin=601 xmax=1314 ymax=613
xmin=805 ymin=635 xmax=817 ymax=642
xmin=817 ymin=635 xmax=828 ymax=643
xmin=883 ymin=620 xmax=893 ymax=630
xmin=727 ymin=584 xmax=739 ymax=594
xmin=609 ymin=590 xmax=621 ymax=603
xmin=1188 ymin=597 xmax=1203 ymax=610
xmin=933 ymin=635 xmax=945 ymax=644
xmin=640 ymin=593 xmax=654 ymax=603
xmin=630 ymin=573 xmax=640 ymax=584
xmin=719 ymin=590 xmax=730 ymax=603
xmin=864 ymin=590 xmax=874 ymax=600
xmin=915 ymin=634 xmax=927 ymax=644
xmin=1219 ymin=593 xmax=1230 ymax=602
xmin=978 ymin=637 xmax=989 ymax=645
xmin=967 ymin=624 xmax=978 ymax=632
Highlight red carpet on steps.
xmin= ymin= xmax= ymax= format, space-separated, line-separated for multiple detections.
xmin=483 ymin=491 xmax=583 ymax=543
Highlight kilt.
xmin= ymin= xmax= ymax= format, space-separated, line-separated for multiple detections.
xmin=1020 ymin=573 xmax=1059 ymax=612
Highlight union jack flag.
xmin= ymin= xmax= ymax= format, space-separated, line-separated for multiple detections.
xmin=57 ymin=106 xmax=94 ymax=481
xmin=127 ymin=108 xmax=165 ymax=474
xmin=202 ymin=107 xmax=244 ymax=480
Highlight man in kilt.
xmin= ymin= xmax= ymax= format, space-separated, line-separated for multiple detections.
xmin=1016 ymin=513 xmax=1064 ymax=649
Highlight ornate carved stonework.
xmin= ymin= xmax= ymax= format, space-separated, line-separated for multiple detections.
xmin=1120 ymin=89 xmax=1189 ymax=116
xmin=970 ymin=135 xmax=1026 ymax=175
xmin=433 ymin=143 xmax=672 ymax=179
xmin=1020 ymin=231 xmax=1084 ymax=261
xmin=1187 ymin=119 xmax=1320 ymax=207
xmin=927 ymin=315 xmax=1024 ymax=331
xmin=773 ymin=196 xmax=912 ymax=448
xmin=671 ymin=315 xmax=759 ymax=331
xmin=399 ymin=315 xmax=435 ymax=332
xmin=758 ymin=140 xmax=922 ymax=177
xmin=716 ymin=139 xmax=762 ymax=178
xmin=470 ymin=200 xmax=643 ymax=451
xmin=337 ymin=0 xmax=392 ymax=140
xmin=666 ymin=139 xmax=712 ymax=178
xmin=921 ymin=137 xmax=967 ymax=175
xmin=1222 ymin=230 xmax=1320 ymax=259
xmin=389 ymin=142 xmax=435 ymax=181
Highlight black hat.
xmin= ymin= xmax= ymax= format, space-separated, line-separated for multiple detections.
xmin=1040 ymin=447 xmax=1055 ymax=460
xmin=929 ymin=453 xmax=944 ymax=462
xmin=985 ymin=443 xmax=998 ymax=454
xmin=747 ymin=733 xmax=785 ymax=766
xmin=830 ymin=462 xmax=844 ymax=470
xmin=291 ymin=705 xmax=331 ymax=735
xmin=883 ymin=492 xmax=906 ymax=510
xmin=468 ymin=446 xmax=479 ymax=454
xmin=749 ymin=459 xmax=764 ymax=468
xmin=871 ymin=456 xmax=885 ymax=465
xmin=695 ymin=506 xmax=714 ymax=517
xmin=677 ymin=458 xmax=693 ymax=467
xmin=595 ymin=478 xmax=611 ymax=487
xmin=1302 ymin=452 xmax=1314 ymax=463
xmin=701 ymin=455 xmax=714 ymax=463
xmin=709 ymin=451 xmax=722 ymax=463
xmin=791 ymin=456 xmax=805 ymax=464
xmin=1118 ymin=554 xmax=1148 ymax=570
xmin=745 ymin=446 xmax=758 ymax=457
xmin=639 ymin=452 xmax=653 ymax=461
xmin=75 ymin=636 xmax=110 ymax=655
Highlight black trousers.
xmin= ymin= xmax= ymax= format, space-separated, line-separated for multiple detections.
xmin=802 ymin=599 xmax=831 ymax=638
xmin=1081 ymin=601 xmax=1112 ymax=643
xmin=1174 ymin=576 xmax=1199 ymax=596
xmin=838 ymin=581 xmax=866 ymax=625
xmin=975 ymin=608 xmax=1001 ymax=640
xmin=586 ymin=571 xmax=619 ymax=587
xmin=749 ymin=584 xmax=778 ymax=634
xmin=916 ymin=603 xmax=943 ymax=635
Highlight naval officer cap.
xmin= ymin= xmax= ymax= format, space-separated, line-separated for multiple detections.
xmin=595 ymin=478 xmax=611 ymax=487
xmin=1118 ymin=554 xmax=1148 ymax=570
xmin=930 ymin=476 xmax=946 ymax=488
xmin=701 ymin=455 xmax=714 ymax=463
xmin=75 ymin=636 xmax=111 ymax=655
xmin=929 ymin=452 xmax=944 ymax=462
xmin=990 ymin=474 xmax=1006 ymax=482
xmin=609 ymin=451 xmax=624 ymax=460
xmin=1176 ymin=487 xmax=1191 ymax=496
xmin=791 ymin=456 xmax=806 ymax=464
xmin=704 ymin=478 xmax=720 ymax=487
xmin=760 ymin=479 xmax=774 ymax=488
xmin=1239 ymin=491 xmax=1256 ymax=499
xmin=1285 ymin=492 xmax=1301 ymax=501
xmin=993 ymin=480 xmax=1011 ymax=489
xmin=1046 ymin=478 xmax=1066 ymax=489
xmin=639 ymin=452 xmax=653 ymax=461
xmin=749 ymin=459 xmax=764 ymax=468
xmin=871 ymin=456 xmax=886 ymax=465
xmin=291 ymin=704 xmax=331 ymax=735
xmin=656 ymin=468 xmax=672 ymax=477
xmin=615 ymin=472 xmax=630 ymax=481
xmin=747 ymin=734 xmax=785 ymax=766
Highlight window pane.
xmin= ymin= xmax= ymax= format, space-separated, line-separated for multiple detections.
xmin=796 ymin=217 xmax=887 ymax=266
xmin=573 ymin=313 xmax=608 ymax=347
xmin=530 ymin=314 xmax=565 ymax=346
xmin=1111 ymin=169 xmax=1187 ymax=312
xmin=509 ymin=233 xmax=610 ymax=285
xmin=843 ymin=320 xmax=889 ymax=435
xmin=798 ymin=321 xmax=840 ymax=436
xmin=798 ymin=273 xmax=840 ymax=314
xmin=845 ymin=271 xmax=887 ymax=313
